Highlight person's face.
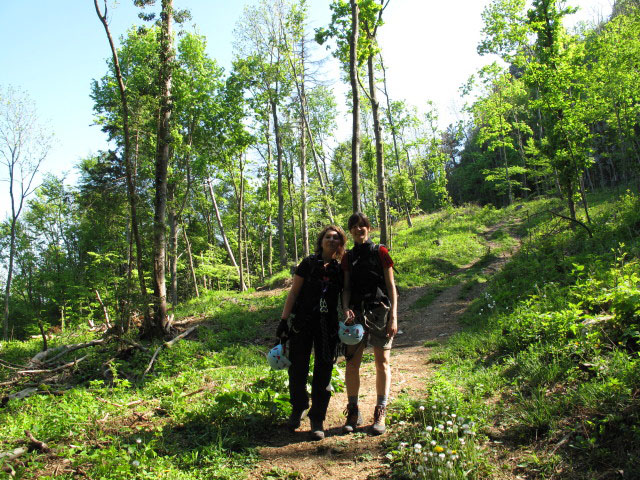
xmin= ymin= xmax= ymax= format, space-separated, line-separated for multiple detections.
xmin=322 ymin=229 xmax=342 ymax=254
xmin=350 ymin=222 xmax=369 ymax=244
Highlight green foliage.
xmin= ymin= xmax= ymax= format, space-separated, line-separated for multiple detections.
xmin=0 ymin=285 xmax=290 ymax=479
xmin=389 ymin=189 xmax=640 ymax=478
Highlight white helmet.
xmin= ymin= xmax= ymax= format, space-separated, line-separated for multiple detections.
xmin=338 ymin=321 xmax=365 ymax=345
xmin=267 ymin=342 xmax=291 ymax=370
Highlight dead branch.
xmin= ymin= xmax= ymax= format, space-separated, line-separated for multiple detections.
xmin=18 ymin=355 xmax=88 ymax=375
xmin=142 ymin=345 xmax=164 ymax=378
xmin=547 ymin=209 xmax=593 ymax=237
xmin=120 ymin=338 xmax=149 ymax=352
xmin=165 ymin=325 xmax=197 ymax=348
xmin=141 ymin=326 xmax=198 ymax=378
xmin=0 ymin=359 xmax=22 ymax=370
xmin=96 ymin=397 xmax=143 ymax=408
xmin=24 ymin=430 xmax=50 ymax=453
xmin=132 ymin=411 xmax=149 ymax=421
xmin=95 ymin=290 xmax=112 ymax=329
xmin=181 ymin=387 xmax=205 ymax=398
xmin=0 ymin=387 xmax=38 ymax=408
xmin=28 ymin=339 xmax=105 ymax=367
xmin=0 ymin=431 xmax=50 ymax=473
xmin=0 ymin=446 xmax=28 ymax=461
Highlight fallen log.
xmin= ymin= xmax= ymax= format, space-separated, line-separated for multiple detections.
xmin=0 ymin=430 xmax=51 ymax=473
xmin=120 ymin=338 xmax=149 ymax=352
xmin=0 ymin=446 xmax=28 ymax=461
xmin=18 ymin=355 xmax=88 ymax=375
xmin=0 ymin=387 xmax=38 ymax=407
xmin=28 ymin=339 xmax=105 ymax=367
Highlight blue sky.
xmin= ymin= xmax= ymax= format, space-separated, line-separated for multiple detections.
xmin=0 ymin=0 xmax=612 ymax=214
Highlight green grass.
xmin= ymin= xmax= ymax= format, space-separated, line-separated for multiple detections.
xmin=0 ymin=287 xmax=290 ymax=480
xmin=384 ymin=190 xmax=640 ymax=479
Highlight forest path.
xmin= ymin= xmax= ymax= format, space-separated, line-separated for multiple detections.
xmin=247 ymin=223 xmax=518 ymax=480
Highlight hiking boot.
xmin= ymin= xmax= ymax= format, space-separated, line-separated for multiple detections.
xmin=286 ymin=408 xmax=307 ymax=431
xmin=371 ymin=405 xmax=386 ymax=435
xmin=342 ymin=404 xmax=363 ymax=433
xmin=309 ymin=419 xmax=325 ymax=441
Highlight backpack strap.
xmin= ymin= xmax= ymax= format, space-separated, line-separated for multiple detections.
xmin=375 ymin=244 xmax=399 ymax=275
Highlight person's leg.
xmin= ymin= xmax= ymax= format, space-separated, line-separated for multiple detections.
xmin=373 ymin=345 xmax=391 ymax=400
xmin=287 ymin=329 xmax=313 ymax=428
xmin=343 ymin=341 xmax=365 ymax=432
xmin=371 ymin=345 xmax=391 ymax=435
xmin=308 ymin=330 xmax=336 ymax=422
xmin=345 ymin=341 xmax=365 ymax=399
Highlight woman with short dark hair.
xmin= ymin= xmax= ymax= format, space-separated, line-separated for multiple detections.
xmin=276 ymin=225 xmax=347 ymax=440
xmin=341 ymin=212 xmax=398 ymax=435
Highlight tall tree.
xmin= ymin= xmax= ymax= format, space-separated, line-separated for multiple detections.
xmin=146 ymin=0 xmax=175 ymax=336
xmin=349 ymin=0 xmax=362 ymax=212
xmin=234 ymin=0 xmax=292 ymax=267
xmin=0 ymin=86 xmax=52 ymax=339
xmin=94 ymin=0 xmax=151 ymax=326
xmin=360 ymin=0 xmax=389 ymax=243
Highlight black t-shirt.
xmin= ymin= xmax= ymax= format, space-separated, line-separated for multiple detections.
xmin=293 ymin=254 xmax=343 ymax=321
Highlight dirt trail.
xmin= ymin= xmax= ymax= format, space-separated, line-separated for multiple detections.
xmin=247 ymin=225 xmax=517 ymax=480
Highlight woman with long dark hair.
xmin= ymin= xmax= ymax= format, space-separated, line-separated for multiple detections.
xmin=276 ymin=225 xmax=347 ymax=440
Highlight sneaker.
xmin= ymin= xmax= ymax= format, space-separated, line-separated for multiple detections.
xmin=371 ymin=405 xmax=386 ymax=435
xmin=309 ymin=419 xmax=325 ymax=441
xmin=286 ymin=408 xmax=307 ymax=431
xmin=342 ymin=404 xmax=363 ymax=433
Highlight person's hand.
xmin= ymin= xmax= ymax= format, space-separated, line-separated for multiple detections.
xmin=386 ymin=314 xmax=398 ymax=338
xmin=343 ymin=308 xmax=355 ymax=324
xmin=276 ymin=318 xmax=289 ymax=340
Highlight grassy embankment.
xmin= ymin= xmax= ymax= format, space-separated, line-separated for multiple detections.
xmin=386 ymin=189 xmax=640 ymax=480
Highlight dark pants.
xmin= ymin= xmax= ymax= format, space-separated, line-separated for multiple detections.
xmin=288 ymin=320 xmax=338 ymax=422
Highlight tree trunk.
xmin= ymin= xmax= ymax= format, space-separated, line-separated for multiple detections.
xmin=94 ymin=0 xmax=150 ymax=325
xmin=260 ymin=241 xmax=265 ymax=281
xmin=149 ymin=0 xmax=174 ymax=337
xmin=501 ymin=140 xmax=513 ymax=206
xmin=380 ymin=56 xmax=412 ymax=227
xmin=300 ymin=111 xmax=309 ymax=257
xmin=264 ymin=122 xmax=273 ymax=276
xmin=168 ymin=191 xmax=179 ymax=307
xmin=237 ymin=157 xmax=246 ymax=292
xmin=283 ymin=36 xmax=335 ymax=224
xmin=271 ymin=99 xmax=287 ymax=267
xmin=286 ymin=161 xmax=299 ymax=265
xmin=349 ymin=0 xmax=361 ymax=213
xmin=181 ymin=226 xmax=199 ymax=298
xmin=206 ymin=179 xmax=244 ymax=288
xmin=3 ymin=217 xmax=17 ymax=340
xmin=244 ymin=219 xmax=251 ymax=289
xmin=579 ymin=174 xmax=592 ymax=224
xmin=368 ymin=53 xmax=388 ymax=245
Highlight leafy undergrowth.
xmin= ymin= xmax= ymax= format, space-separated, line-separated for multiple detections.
xmin=385 ymin=190 xmax=640 ymax=479
xmin=0 ymin=291 xmax=289 ymax=479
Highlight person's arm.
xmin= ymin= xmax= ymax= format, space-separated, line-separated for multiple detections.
xmin=281 ymin=274 xmax=305 ymax=320
xmin=383 ymin=266 xmax=398 ymax=338
xmin=342 ymin=270 xmax=355 ymax=323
